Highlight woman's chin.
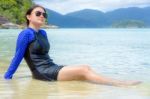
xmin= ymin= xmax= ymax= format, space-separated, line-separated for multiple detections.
xmin=37 ymin=22 xmax=44 ymax=26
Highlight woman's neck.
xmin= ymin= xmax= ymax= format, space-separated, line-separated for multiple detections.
xmin=28 ymin=24 xmax=40 ymax=32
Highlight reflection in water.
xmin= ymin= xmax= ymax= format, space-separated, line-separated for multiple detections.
xmin=0 ymin=77 xmax=102 ymax=99
xmin=0 ymin=64 xmax=149 ymax=99
xmin=48 ymin=81 xmax=102 ymax=96
xmin=1 ymin=65 xmax=103 ymax=99
xmin=1 ymin=62 xmax=149 ymax=99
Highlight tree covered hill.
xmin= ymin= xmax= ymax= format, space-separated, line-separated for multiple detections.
xmin=0 ymin=0 xmax=33 ymax=25
xmin=47 ymin=7 xmax=150 ymax=28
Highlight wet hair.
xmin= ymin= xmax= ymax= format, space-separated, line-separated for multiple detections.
xmin=25 ymin=5 xmax=46 ymax=26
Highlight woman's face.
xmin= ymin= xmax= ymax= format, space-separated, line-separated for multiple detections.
xmin=27 ymin=7 xmax=46 ymax=26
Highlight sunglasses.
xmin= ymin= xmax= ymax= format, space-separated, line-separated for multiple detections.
xmin=35 ymin=11 xmax=47 ymax=18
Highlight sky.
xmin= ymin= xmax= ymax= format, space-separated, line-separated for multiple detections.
xmin=33 ymin=0 xmax=150 ymax=14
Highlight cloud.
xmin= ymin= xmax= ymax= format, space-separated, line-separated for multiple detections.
xmin=33 ymin=0 xmax=150 ymax=14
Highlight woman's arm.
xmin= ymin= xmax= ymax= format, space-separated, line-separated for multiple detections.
xmin=4 ymin=30 xmax=31 ymax=79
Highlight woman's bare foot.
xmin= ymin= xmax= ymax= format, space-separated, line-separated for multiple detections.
xmin=117 ymin=80 xmax=142 ymax=87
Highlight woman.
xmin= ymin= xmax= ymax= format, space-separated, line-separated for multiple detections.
xmin=4 ymin=5 xmax=141 ymax=86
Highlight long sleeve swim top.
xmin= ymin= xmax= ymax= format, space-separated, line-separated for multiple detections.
xmin=4 ymin=27 xmax=48 ymax=79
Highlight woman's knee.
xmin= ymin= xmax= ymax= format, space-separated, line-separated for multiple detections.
xmin=79 ymin=64 xmax=91 ymax=74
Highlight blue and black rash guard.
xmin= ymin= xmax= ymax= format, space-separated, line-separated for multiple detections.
xmin=4 ymin=27 xmax=63 ymax=80
xmin=4 ymin=28 xmax=36 ymax=79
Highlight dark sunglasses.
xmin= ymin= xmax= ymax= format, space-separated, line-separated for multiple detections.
xmin=35 ymin=11 xmax=47 ymax=18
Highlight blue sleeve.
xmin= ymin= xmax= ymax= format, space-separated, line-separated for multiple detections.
xmin=39 ymin=29 xmax=48 ymax=39
xmin=4 ymin=29 xmax=34 ymax=79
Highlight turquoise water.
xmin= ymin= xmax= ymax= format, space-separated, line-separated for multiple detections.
xmin=49 ymin=29 xmax=150 ymax=81
xmin=0 ymin=29 xmax=150 ymax=99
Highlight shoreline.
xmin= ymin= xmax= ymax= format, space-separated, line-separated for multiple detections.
xmin=0 ymin=23 xmax=58 ymax=29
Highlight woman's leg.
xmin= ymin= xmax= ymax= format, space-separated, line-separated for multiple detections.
xmin=57 ymin=64 xmax=141 ymax=86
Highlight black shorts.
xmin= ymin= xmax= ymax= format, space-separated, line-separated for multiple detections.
xmin=32 ymin=65 xmax=64 ymax=81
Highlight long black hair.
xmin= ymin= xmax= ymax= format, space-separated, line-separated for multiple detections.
xmin=25 ymin=5 xmax=46 ymax=26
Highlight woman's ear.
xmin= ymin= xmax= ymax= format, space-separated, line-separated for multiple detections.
xmin=26 ymin=15 xmax=31 ymax=21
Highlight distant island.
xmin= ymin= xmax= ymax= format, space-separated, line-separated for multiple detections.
xmin=0 ymin=0 xmax=150 ymax=28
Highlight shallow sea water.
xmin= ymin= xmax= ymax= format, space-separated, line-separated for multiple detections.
xmin=0 ymin=29 xmax=150 ymax=99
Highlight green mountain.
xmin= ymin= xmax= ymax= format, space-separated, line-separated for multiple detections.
xmin=46 ymin=9 xmax=97 ymax=28
xmin=47 ymin=7 xmax=150 ymax=28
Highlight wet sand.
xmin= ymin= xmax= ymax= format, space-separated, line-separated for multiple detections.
xmin=0 ymin=63 xmax=149 ymax=99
